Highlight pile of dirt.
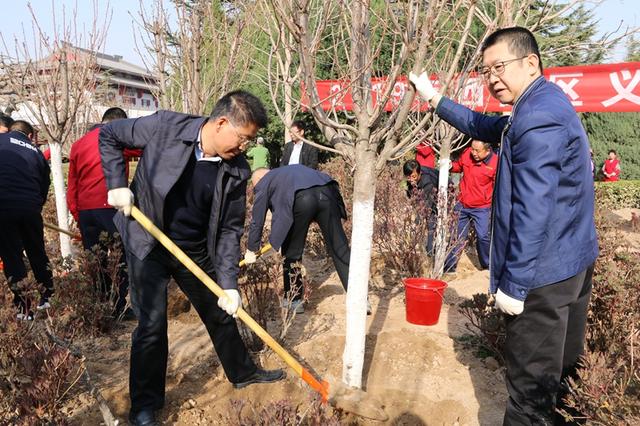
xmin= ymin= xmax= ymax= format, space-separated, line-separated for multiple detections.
xmin=65 ymin=248 xmax=510 ymax=425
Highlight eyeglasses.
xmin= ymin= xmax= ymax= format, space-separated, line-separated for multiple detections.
xmin=479 ymin=56 xmax=529 ymax=80
xmin=229 ymin=122 xmax=254 ymax=146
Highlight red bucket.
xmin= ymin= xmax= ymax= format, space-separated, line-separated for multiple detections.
xmin=403 ymin=278 xmax=448 ymax=326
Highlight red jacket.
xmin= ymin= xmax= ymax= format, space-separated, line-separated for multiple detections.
xmin=416 ymin=141 xmax=436 ymax=169
xmin=602 ymin=158 xmax=620 ymax=182
xmin=451 ymin=147 xmax=498 ymax=209
xmin=66 ymin=126 xmax=140 ymax=221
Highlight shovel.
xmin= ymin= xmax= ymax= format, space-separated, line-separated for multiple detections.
xmin=130 ymin=206 xmax=387 ymax=421
xmin=44 ymin=221 xmax=82 ymax=241
xmin=238 ymin=243 xmax=272 ymax=267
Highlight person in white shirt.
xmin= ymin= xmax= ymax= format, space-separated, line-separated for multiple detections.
xmin=280 ymin=120 xmax=318 ymax=169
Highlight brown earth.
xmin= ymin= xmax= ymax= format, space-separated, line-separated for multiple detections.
xmin=64 ymin=207 xmax=640 ymax=425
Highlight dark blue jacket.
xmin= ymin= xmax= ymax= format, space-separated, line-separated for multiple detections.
xmin=248 ymin=165 xmax=343 ymax=251
xmin=99 ymin=111 xmax=251 ymax=290
xmin=0 ymin=131 xmax=50 ymax=212
xmin=436 ymin=76 xmax=598 ymax=300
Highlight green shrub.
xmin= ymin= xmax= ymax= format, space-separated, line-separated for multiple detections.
xmin=558 ymin=208 xmax=640 ymax=424
xmin=595 ymin=180 xmax=640 ymax=209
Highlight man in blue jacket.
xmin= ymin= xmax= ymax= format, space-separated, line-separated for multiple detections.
xmin=0 ymin=120 xmax=53 ymax=320
xmin=411 ymin=27 xmax=598 ymax=424
xmin=99 ymin=91 xmax=284 ymax=426
xmin=243 ymin=165 xmax=350 ymax=314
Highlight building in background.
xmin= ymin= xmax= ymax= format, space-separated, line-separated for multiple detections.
xmin=0 ymin=46 xmax=158 ymax=150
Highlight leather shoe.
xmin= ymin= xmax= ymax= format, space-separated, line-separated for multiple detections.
xmin=232 ymin=368 xmax=285 ymax=389
xmin=128 ymin=409 xmax=159 ymax=426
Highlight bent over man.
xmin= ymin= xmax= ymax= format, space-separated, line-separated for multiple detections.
xmin=244 ymin=165 xmax=351 ymax=314
xmin=100 ymin=90 xmax=284 ymax=426
xmin=411 ymin=27 xmax=598 ymax=424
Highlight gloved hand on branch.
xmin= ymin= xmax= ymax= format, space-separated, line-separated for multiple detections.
xmin=409 ymin=71 xmax=439 ymax=102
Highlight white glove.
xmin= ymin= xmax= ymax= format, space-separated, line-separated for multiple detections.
xmin=107 ymin=187 xmax=134 ymax=216
xmin=243 ymin=250 xmax=257 ymax=265
xmin=217 ymin=289 xmax=242 ymax=317
xmin=409 ymin=71 xmax=439 ymax=101
xmin=495 ymin=289 xmax=525 ymax=316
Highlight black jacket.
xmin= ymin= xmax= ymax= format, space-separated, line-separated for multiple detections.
xmin=99 ymin=111 xmax=250 ymax=290
xmin=407 ymin=166 xmax=438 ymax=212
xmin=248 ymin=165 xmax=345 ymax=251
xmin=280 ymin=141 xmax=318 ymax=169
xmin=0 ymin=131 xmax=50 ymax=212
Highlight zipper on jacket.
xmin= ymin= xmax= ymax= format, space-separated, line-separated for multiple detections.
xmin=489 ymin=117 xmax=512 ymax=290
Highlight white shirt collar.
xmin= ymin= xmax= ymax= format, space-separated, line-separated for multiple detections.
xmin=195 ymin=127 xmax=222 ymax=162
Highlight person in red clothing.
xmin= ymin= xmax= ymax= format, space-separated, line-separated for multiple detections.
xmin=67 ymin=107 xmax=137 ymax=318
xmin=415 ymin=138 xmax=436 ymax=169
xmin=602 ymin=149 xmax=621 ymax=182
xmin=444 ymin=140 xmax=498 ymax=272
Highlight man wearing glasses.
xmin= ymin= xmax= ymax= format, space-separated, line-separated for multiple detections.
xmin=100 ymin=90 xmax=284 ymax=426
xmin=410 ymin=27 xmax=597 ymax=424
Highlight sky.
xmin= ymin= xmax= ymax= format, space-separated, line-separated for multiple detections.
xmin=0 ymin=0 xmax=637 ymax=69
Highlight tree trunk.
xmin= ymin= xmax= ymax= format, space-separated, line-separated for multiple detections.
xmin=433 ymin=154 xmax=451 ymax=278
xmin=49 ymin=142 xmax=72 ymax=258
xmin=342 ymin=145 xmax=376 ymax=388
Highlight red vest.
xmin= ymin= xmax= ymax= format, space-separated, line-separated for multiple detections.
xmin=66 ymin=127 xmax=140 ymax=220
xmin=451 ymin=147 xmax=498 ymax=209
xmin=416 ymin=142 xmax=436 ymax=169
xmin=603 ymin=158 xmax=620 ymax=182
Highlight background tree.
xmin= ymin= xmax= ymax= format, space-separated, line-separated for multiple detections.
xmin=626 ymin=35 xmax=640 ymax=62
xmin=0 ymin=1 xmax=111 ymax=258
xmin=135 ymin=0 xmax=257 ymax=114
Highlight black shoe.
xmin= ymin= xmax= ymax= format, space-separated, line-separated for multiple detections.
xmin=128 ymin=409 xmax=158 ymax=426
xmin=232 ymin=368 xmax=285 ymax=389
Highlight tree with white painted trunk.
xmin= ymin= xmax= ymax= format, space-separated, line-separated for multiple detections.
xmin=0 ymin=1 xmax=110 ymax=258
xmin=265 ymin=0 xmax=490 ymax=388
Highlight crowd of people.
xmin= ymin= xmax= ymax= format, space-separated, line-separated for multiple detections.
xmin=0 ymin=25 xmax=612 ymax=425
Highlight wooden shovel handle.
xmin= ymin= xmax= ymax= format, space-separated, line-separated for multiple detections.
xmin=43 ymin=222 xmax=82 ymax=241
xmin=130 ymin=206 xmax=329 ymax=401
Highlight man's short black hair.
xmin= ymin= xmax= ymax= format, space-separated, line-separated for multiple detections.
xmin=0 ymin=113 xmax=14 ymax=129
xmin=10 ymin=120 xmax=34 ymax=138
xmin=291 ymin=120 xmax=305 ymax=131
xmin=481 ymin=26 xmax=543 ymax=73
xmin=403 ymin=159 xmax=420 ymax=176
xmin=209 ymin=90 xmax=268 ymax=129
xmin=609 ymin=149 xmax=617 ymax=155
xmin=102 ymin=107 xmax=128 ymax=123
xmin=472 ymin=140 xmax=492 ymax=151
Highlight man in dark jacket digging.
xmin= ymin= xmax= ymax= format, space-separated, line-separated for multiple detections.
xmin=99 ymin=90 xmax=284 ymax=426
xmin=243 ymin=165 xmax=363 ymax=314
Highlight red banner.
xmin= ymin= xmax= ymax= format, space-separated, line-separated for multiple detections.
xmin=305 ymin=62 xmax=640 ymax=113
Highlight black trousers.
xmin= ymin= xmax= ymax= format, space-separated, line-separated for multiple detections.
xmin=78 ymin=208 xmax=129 ymax=314
xmin=127 ymin=245 xmax=256 ymax=414
xmin=281 ymin=184 xmax=350 ymax=300
xmin=503 ymin=264 xmax=594 ymax=425
xmin=0 ymin=209 xmax=53 ymax=312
